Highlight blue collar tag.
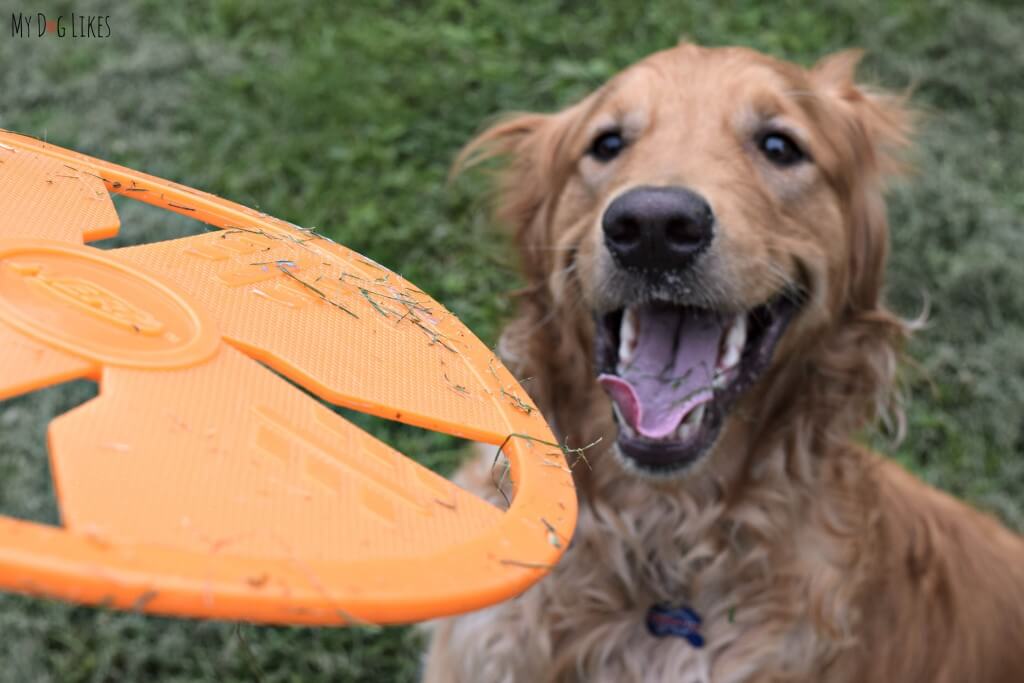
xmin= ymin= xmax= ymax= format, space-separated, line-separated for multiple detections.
xmin=646 ymin=604 xmax=705 ymax=648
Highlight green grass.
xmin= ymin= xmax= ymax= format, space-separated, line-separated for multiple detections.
xmin=1 ymin=0 xmax=1022 ymax=680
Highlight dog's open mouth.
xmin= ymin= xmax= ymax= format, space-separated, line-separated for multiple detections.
xmin=596 ymin=295 xmax=799 ymax=472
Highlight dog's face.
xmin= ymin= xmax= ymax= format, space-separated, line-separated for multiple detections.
xmin=464 ymin=44 xmax=908 ymax=476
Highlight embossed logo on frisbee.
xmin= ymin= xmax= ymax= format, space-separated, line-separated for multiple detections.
xmin=10 ymin=261 xmax=165 ymax=335
xmin=0 ymin=240 xmax=218 ymax=369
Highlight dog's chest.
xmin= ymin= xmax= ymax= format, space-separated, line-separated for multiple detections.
xmin=439 ymin=494 xmax=840 ymax=683
xmin=446 ymin=576 xmax=714 ymax=683
xmin=444 ymin=508 xmax=728 ymax=682
xmin=435 ymin=448 xmax=850 ymax=682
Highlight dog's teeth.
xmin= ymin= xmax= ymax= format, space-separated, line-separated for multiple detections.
xmin=618 ymin=307 xmax=639 ymax=369
xmin=687 ymin=405 xmax=706 ymax=426
xmin=718 ymin=314 xmax=747 ymax=370
xmin=674 ymin=406 xmax=705 ymax=440
xmin=612 ymin=402 xmax=636 ymax=437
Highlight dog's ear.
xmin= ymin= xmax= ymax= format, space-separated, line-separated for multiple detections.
xmin=452 ymin=109 xmax=590 ymax=424
xmin=803 ymin=51 xmax=914 ymax=435
xmin=452 ymin=112 xmax=562 ymax=234
xmin=451 ymin=112 xmax=551 ymax=179
xmin=810 ymin=50 xmax=915 ymax=311
xmin=811 ymin=50 xmax=912 ymax=176
xmin=453 ymin=109 xmax=578 ymax=284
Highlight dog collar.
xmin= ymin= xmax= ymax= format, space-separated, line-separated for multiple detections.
xmin=646 ymin=604 xmax=704 ymax=648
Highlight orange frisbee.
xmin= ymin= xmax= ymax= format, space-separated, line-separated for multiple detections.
xmin=0 ymin=129 xmax=577 ymax=625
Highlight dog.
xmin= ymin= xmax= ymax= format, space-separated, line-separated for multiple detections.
xmin=422 ymin=43 xmax=1024 ymax=682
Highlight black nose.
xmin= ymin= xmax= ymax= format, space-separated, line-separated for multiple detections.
xmin=602 ymin=186 xmax=714 ymax=271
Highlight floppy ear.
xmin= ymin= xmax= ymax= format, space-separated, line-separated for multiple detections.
xmin=811 ymin=49 xmax=913 ymax=311
xmin=452 ymin=112 xmax=551 ymax=179
xmin=801 ymin=51 xmax=914 ymax=436
xmin=452 ymin=108 xmax=595 ymax=437
xmin=812 ymin=49 xmax=912 ymax=177
xmin=453 ymin=110 xmax=577 ymax=286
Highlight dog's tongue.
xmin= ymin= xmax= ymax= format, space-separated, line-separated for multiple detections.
xmin=599 ymin=307 xmax=722 ymax=439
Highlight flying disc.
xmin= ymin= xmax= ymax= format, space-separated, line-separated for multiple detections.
xmin=0 ymin=129 xmax=577 ymax=625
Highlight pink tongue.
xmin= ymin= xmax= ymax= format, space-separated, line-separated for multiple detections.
xmin=599 ymin=307 xmax=723 ymax=439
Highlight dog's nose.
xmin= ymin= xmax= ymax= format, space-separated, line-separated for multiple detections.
xmin=602 ymin=186 xmax=714 ymax=271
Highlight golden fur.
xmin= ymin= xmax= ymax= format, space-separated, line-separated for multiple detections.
xmin=423 ymin=44 xmax=1024 ymax=682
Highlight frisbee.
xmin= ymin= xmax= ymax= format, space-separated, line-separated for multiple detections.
xmin=0 ymin=129 xmax=577 ymax=625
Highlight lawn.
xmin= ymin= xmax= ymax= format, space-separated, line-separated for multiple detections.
xmin=1 ymin=0 xmax=1022 ymax=680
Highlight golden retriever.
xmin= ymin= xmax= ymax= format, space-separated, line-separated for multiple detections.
xmin=423 ymin=43 xmax=1024 ymax=683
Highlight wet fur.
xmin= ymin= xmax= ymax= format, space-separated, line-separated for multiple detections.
xmin=423 ymin=44 xmax=1024 ymax=682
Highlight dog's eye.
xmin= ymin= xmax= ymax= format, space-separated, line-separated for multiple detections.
xmin=588 ymin=131 xmax=626 ymax=162
xmin=758 ymin=132 xmax=806 ymax=166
